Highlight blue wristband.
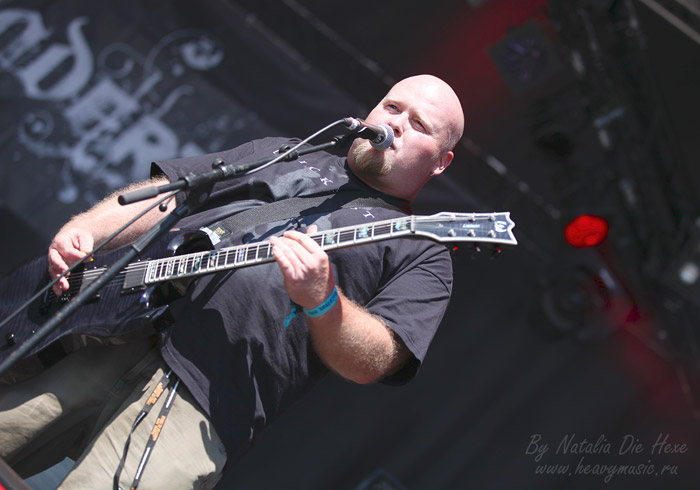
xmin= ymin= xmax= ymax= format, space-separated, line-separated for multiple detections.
xmin=303 ymin=287 xmax=339 ymax=318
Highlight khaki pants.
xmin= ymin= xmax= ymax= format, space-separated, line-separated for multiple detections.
xmin=0 ymin=338 xmax=227 ymax=489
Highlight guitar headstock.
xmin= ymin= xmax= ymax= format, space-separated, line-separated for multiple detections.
xmin=412 ymin=212 xmax=517 ymax=246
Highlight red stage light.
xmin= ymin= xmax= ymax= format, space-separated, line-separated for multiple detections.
xmin=565 ymin=215 xmax=609 ymax=248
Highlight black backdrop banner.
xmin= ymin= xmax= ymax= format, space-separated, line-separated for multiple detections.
xmin=0 ymin=0 xmax=363 ymax=246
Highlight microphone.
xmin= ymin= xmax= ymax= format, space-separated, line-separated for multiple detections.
xmin=343 ymin=117 xmax=394 ymax=150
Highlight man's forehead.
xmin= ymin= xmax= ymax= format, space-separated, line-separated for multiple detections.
xmin=384 ymin=84 xmax=444 ymax=112
xmin=383 ymin=84 xmax=451 ymax=129
xmin=377 ymin=75 xmax=464 ymax=147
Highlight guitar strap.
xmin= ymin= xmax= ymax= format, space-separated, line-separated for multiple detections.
xmin=200 ymin=190 xmax=406 ymax=245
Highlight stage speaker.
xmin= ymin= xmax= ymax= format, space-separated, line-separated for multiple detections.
xmin=487 ymin=21 xmax=566 ymax=97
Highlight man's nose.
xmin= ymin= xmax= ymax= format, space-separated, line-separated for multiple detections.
xmin=388 ymin=115 xmax=404 ymax=138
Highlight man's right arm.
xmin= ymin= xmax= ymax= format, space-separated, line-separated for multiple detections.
xmin=48 ymin=176 xmax=175 ymax=294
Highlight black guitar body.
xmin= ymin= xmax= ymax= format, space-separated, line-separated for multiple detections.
xmin=0 ymin=230 xmax=212 ymax=362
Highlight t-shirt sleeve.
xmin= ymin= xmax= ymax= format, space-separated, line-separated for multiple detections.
xmin=149 ymin=137 xmax=295 ymax=204
xmin=147 ymin=137 xmax=301 ymax=230
xmin=151 ymin=140 xmax=256 ymax=182
xmin=366 ymin=242 xmax=453 ymax=385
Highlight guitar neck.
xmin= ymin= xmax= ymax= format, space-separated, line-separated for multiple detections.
xmin=141 ymin=216 xmax=415 ymax=286
xmin=119 ymin=211 xmax=516 ymax=292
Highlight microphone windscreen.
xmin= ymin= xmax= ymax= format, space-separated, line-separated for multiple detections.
xmin=371 ymin=123 xmax=394 ymax=151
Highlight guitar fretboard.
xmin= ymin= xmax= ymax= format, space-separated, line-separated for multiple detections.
xmin=143 ymin=217 xmax=413 ymax=285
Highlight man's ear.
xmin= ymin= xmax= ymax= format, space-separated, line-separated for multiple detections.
xmin=431 ymin=151 xmax=453 ymax=176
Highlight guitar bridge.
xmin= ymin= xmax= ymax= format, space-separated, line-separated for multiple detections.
xmin=122 ymin=260 xmax=148 ymax=294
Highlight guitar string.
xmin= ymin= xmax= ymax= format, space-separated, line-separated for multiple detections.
xmin=61 ymin=215 xmax=508 ymax=281
xmin=58 ymin=215 xmax=511 ymax=295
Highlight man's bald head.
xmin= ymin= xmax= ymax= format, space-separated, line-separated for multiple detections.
xmin=388 ymin=74 xmax=464 ymax=151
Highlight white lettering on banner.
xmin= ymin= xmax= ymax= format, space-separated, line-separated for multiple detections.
xmin=15 ymin=16 xmax=93 ymax=100
xmin=108 ymin=115 xmax=180 ymax=181
xmin=0 ymin=7 xmax=229 ymax=203
xmin=63 ymin=78 xmax=139 ymax=139
xmin=63 ymin=78 xmax=141 ymax=173
xmin=0 ymin=9 xmax=52 ymax=70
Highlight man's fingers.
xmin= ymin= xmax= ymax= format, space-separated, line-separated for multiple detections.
xmin=283 ymin=229 xmax=323 ymax=256
xmin=46 ymin=228 xmax=94 ymax=296
xmin=54 ymin=277 xmax=70 ymax=296
xmin=47 ymin=248 xmax=69 ymax=276
xmin=60 ymin=244 xmax=90 ymax=263
xmin=270 ymin=236 xmax=297 ymax=271
xmin=271 ymin=226 xmax=334 ymax=309
xmin=282 ymin=237 xmax=315 ymax=261
xmin=47 ymin=249 xmax=70 ymax=295
xmin=278 ymin=237 xmax=328 ymax=279
xmin=70 ymin=232 xmax=94 ymax=258
xmin=270 ymin=234 xmax=320 ymax=281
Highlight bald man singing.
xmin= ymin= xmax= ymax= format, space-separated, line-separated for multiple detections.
xmin=0 ymin=75 xmax=465 ymax=489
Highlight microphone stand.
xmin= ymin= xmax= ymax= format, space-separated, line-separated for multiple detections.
xmin=0 ymin=131 xmax=359 ymax=379
xmin=117 ymin=133 xmax=357 ymax=205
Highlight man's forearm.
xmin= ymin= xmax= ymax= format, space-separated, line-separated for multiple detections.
xmin=269 ymin=227 xmax=412 ymax=384
xmin=49 ymin=176 xmax=175 ymax=294
xmin=306 ymin=292 xmax=411 ymax=384
xmin=60 ymin=176 xmax=174 ymax=249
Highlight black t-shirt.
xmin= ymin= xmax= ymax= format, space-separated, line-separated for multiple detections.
xmin=152 ymin=137 xmax=453 ymax=463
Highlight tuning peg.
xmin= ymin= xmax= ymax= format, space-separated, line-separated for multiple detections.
xmin=490 ymin=247 xmax=502 ymax=259
xmin=467 ymin=245 xmax=482 ymax=259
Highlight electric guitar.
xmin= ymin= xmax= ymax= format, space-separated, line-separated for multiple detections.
xmin=0 ymin=212 xmax=517 ymax=361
